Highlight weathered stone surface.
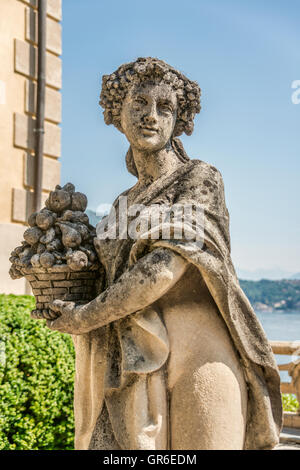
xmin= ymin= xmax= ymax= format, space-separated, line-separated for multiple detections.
xmin=10 ymin=181 xmax=100 ymax=318
xmin=63 ymin=293 xmax=83 ymax=301
xmin=25 ymin=6 xmax=37 ymax=44
xmin=20 ymin=0 xmax=37 ymax=7
xmin=23 ymin=266 xmax=44 ymax=274
xmin=12 ymin=188 xmax=33 ymax=223
xmin=14 ymin=39 xmax=62 ymax=89
xmin=0 ymin=80 xmax=5 ymax=105
xmin=0 ymin=224 xmax=28 ymax=295
xmin=45 ymin=120 xmax=61 ymax=157
xmin=37 ymin=273 xmax=66 ymax=280
xmin=12 ymin=188 xmax=48 ymax=223
xmin=14 ymin=113 xmax=61 ymax=157
xmin=32 ymin=288 xmax=41 ymax=295
xmin=14 ymin=112 xmax=34 ymax=151
xmin=47 ymin=265 xmax=70 ymax=272
xmin=25 ymin=8 xmax=62 ymax=56
xmin=14 ymin=39 xmax=36 ymax=79
xmin=24 ymin=153 xmax=61 ymax=191
xmin=52 ymin=280 xmax=83 ymax=287
xmin=37 ymin=295 xmax=52 ymax=303
xmin=25 ymin=80 xmax=62 ymax=123
xmin=46 ymin=17 xmax=62 ymax=55
xmin=47 ymin=0 xmax=62 ymax=21
xmin=20 ymin=0 xmax=62 ymax=22
xmin=70 ymin=286 xmax=92 ymax=294
xmin=70 ymin=272 xmax=96 ymax=279
xmin=78 ymin=58 xmax=281 ymax=451
xmin=42 ymin=287 xmax=68 ymax=295
xmin=283 ymin=412 xmax=300 ymax=429
xmin=289 ymin=360 xmax=300 ymax=405
xmin=45 ymin=87 xmax=62 ymax=123
xmin=31 ymin=280 xmax=51 ymax=288
xmin=46 ymin=52 xmax=62 ymax=89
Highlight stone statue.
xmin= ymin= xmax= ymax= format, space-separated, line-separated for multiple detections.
xmin=45 ymin=58 xmax=282 ymax=450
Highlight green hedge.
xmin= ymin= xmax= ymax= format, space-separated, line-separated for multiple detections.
xmin=0 ymin=294 xmax=298 ymax=450
xmin=282 ymin=393 xmax=299 ymax=412
xmin=0 ymin=295 xmax=75 ymax=450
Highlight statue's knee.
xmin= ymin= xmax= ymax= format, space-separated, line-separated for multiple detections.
xmin=192 ymin=361 xmax=247 ymax=412
xmin=170 ymin=361 xmax=247 ymax=449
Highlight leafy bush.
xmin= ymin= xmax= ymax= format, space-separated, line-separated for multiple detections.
xmin=282 ymin=394 xmax=299 ymax=412
xmin=0 ymin=295 xmax=75 ymax=450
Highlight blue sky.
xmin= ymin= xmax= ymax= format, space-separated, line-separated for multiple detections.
xmin=61 ymin=0 xmax=300 ymax=276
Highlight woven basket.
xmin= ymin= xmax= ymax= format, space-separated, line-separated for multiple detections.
xmin=22 ymin=263 xmax=103 ymax=318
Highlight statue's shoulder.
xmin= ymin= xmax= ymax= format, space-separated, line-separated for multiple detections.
xmin=188 ymin=159 xmax=223 ymax=184
xmin=186 ymin=159 xmax=227 ymax=213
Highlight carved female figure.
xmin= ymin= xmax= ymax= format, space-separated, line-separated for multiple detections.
xmin=47 ymin=58 xmax=282 ymax=450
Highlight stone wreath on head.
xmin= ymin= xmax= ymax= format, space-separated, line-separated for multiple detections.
xmin=99 ymin=57 xmax=201 ymax=177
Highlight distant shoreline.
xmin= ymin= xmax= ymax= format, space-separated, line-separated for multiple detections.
xmin=240 ymin=279 xmax=300 ymax=313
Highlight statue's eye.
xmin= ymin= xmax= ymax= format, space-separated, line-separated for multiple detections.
xmin=134 ymin=97 xmax=147 ymax=106
xmin=159 ymin=102 xmax=173 ymax=113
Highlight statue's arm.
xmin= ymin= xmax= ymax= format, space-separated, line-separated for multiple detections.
xmin=81 ymin=248 xmax=187 ymax=329
xmin=49 ymin=247 xmax=187 ymax=334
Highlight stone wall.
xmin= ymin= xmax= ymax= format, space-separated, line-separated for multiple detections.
xmin=0 ymin=0 xmax=62 ymax=294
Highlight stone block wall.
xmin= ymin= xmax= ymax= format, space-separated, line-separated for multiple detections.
xmin=0 ymin=0 xmax=62 ymax=294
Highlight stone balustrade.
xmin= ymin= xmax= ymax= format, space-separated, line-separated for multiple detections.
xmin=270 ymin=340 xmax=300 ymax=429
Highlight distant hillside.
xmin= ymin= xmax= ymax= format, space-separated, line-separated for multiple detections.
xmin=240 ymin=279 xmax=300 ymax=312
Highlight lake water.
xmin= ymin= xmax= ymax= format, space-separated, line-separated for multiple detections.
xmin=256 ymin=310 xmax=300 ymax=383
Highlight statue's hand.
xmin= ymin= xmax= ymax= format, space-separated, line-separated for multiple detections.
xmin=46 ymin=299 xmax=87 ymax=335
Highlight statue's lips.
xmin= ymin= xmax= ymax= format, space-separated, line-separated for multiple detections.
xmin=140 ymin=126 xmax=159 ymax=136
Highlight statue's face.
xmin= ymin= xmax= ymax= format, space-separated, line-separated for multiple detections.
xmin=120 ymin=82 xmax=177 ymax=151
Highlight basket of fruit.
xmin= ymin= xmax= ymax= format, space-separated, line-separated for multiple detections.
xmin=9 ymin=183 xmax=103 ymax=319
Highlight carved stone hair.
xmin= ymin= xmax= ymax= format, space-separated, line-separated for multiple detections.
xmin=99 ymin=57 xmax=201 ymax=138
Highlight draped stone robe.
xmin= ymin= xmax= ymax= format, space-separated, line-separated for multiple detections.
xmin=72 ymin=158 xmax=282 ymax=450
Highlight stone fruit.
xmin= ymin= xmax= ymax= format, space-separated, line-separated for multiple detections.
xmin=23 ymin=227 xmax=43 ymax=245
xmin=36 ymin=210 xmax=55 ymax=230
xmin=62 ymin=182 xmax=75 ymax=193
xmin=45 ymin=190 xmax=71 ymax=212
xmin=28 ymin=212 xmax=38 ymax=227
xmin=58 ymin=222 xmax=82 ymax=248
xmin=40 ymin=227 xmax=56 ymax=244
xmin=71 ymin=192 xmax=88 ymax=211
xmin=39 ymin=252 xmax=55 ymax=268
xmin=67 ymin=250 xmax=88 ymax=271
xmin=31 ymin=254 xmax=40 ymax=267
xmin=9 ymin=265 xmax=23 ymax=279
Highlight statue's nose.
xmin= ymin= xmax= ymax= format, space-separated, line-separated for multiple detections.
xmin=144 ymin=114 xmax=157 ymax=125
xmin=144 ymin=105 xmax=158 ymax=125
